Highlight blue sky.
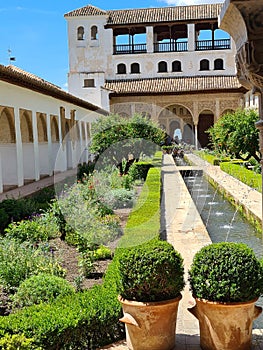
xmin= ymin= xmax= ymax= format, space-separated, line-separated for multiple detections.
xmin=0 ymin=0 xmax=223 ymax=90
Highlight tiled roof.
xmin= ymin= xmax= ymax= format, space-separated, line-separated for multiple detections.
xmin=104 ymin=76 xmax=243 ymax=94
xmin=0 ymin=65 xmax=107 ymax=115
xmin=65 ymin=3 xmax=223 ymax=24
xmin=65 ymin=4 xmax=107 ymax=17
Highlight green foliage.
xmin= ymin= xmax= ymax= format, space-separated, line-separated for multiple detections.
xmin=77 ymin=161 xmax=95 ymax=181
xmin=57 ymin=182 xmax=120 ymax=251
xmin=117 ymin=240 xmax=185 ymax=302
xmin=0 ymin=285 xmax=124 ymax=350
xmin=0 ymin=238 xmax=65 ymax=291
xmin=220 ymin=162 xmax=262 ymax=192
xmin=90 ymin=113 xmax=165 ymax=169
xmin=207 ymin=109 xmax=260 ymax=161
xmin=93 ymin=245 xmax=112 ymax=260
xmin=5 ymin=211 xmax=60 ymax=243
xmin=0 ymin=333 xmax=42 ymax=350
xmin=128 ymin=162 xmax=153 ymax=182
xmin=188 ymin=242 xmax=263 ymax=302
xmin=12 ymin=273 xmax=75 ymax=308
xmin=119 ymin=165 xmax=161 ymax=247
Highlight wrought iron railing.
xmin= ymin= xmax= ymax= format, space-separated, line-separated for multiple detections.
xmin=195 ymin=39 xmax=231 ymax=51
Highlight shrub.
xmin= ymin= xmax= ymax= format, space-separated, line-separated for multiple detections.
xmin=0 ymin=333 xmax=42 ymax=350
xmin=0 ymin=238 xmax=65 ymax=291
xmin=93 ymin=245 xmax=112 ymax=260
xmin=128 ymin=162 xmax=153 ymax=182
xmin=102 ymin=188 xmax=135 ymax=209
xmin=117 ymin=240 xmax=185 ymax=302
xmin=5 ymin=211 xmax=60 ymax=243
xmin=188 ymin=242 xmax=263 ymax=302
xmin=0 ymin=284 xmax=124 ymax=350
xmin=119 ymin=166 xmax=161 ymax=248
xmin=12 ymin=273 xmax=75 ymax=308
xmin=220 ymin=162 xmax=262 ymax=192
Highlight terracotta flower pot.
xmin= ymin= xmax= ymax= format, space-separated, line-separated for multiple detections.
xmin=118 ymin=294 xmax=182 ymax=350
xmin=188 ymin=297 xmax=262 ymax=350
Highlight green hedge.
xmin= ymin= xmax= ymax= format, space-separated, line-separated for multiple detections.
xmin=0 ymin=152 xmax=163 ymax=350
xmin=118 ymin=155 xmax=162 ymax=248
xmin=220 ymin=162 xmax=262 ymax=192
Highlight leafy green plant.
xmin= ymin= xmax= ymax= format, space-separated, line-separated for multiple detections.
xmin=207 ymin=109 xmax=260 ymax=161
xmin=0 ymin=238 xmax=65 ymax=291
xmin=93 ymin=245 xmax=112 ymax=260
xmin=117 ymin=240 xmax=185 ymax=302
xmin=188 ymin=242 xmax=263 ymax=302
xmin=0 ymin=333 xmax=42 ymax=350
xmin=12 ymin=273 xmax=75 ymax=308
xmin=5 ymin=211 xmax=60 ymax=243
xmin=220 ymin=162 xmax=262 ymax=192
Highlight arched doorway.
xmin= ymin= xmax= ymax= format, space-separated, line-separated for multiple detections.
xmin=198 ymin=111 xmax=214 ymax=148
xmin=158 ymin=104 xmax=194 ymax=143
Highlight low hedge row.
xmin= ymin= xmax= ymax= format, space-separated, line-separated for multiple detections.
xmin=220 ymin=162 xmax=262 ymax=192
xmin=0 ymin=152 xmax=162 ymax=350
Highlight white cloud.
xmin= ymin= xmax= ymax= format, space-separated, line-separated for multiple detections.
xmin=161 ymin=0 xmax=224 ymax=5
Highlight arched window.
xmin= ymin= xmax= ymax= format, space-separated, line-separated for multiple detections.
xmin=214 ymin=58 xmax=224 ymax=70
xmin=131 ymin=63 xmax=140 ymax=74
xmin=200 ymin=59 xmax=210 ymax=71
xmin=77 ymin=26 xmax=84 ymax=40
xmin=117 ymin=63 xmax=126 ymax=74
xmin=158 ymin=61 xmax=167 ymax=73
xmin=91 ymin=25 xmax=98 ymax=40
xmin=172 ymin=60 xmax=182 ymax=72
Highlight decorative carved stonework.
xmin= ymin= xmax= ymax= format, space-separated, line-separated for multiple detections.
xmin=197 ymin=101 xmax=216 ymax=115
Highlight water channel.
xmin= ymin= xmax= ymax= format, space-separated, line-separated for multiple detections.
xmin=175 ymin=158 xmax=263 ymax=328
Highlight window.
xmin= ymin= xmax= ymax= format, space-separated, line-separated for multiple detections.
xmin=91 ymin=25 xmax=98 ymax=40
xmin=158 ymin=61 xmax=167 ymax=72
xmin=214 ymin=58 xmax=224 ymax=70
xmin=117 ymin=63 xmax=126 ymax=74
xmin=83 ymin=79 xmax=95 ymax=87
xmin=200 ymin=59 xmax=210 ymax=71
xmin=172 ymin=60 xmax=182 ymax=72
xmin=131 ymin=63 xmax=140 ymax=74
xmin=77 ymin=26 xmax=84 ymax=40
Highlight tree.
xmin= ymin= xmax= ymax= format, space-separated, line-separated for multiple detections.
xmin=207 ymin=109 xmax=260 ymax=161
xmin=90 ymin=114 xmax=166 ymax=174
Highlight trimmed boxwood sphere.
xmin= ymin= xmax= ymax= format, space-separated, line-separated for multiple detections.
xmin=188 ymin=242 xmax=263 ymax=302
xmin=12 ymin=273 xmax=75 ymax=308
xmin=117 ymin=240 xmax=185 ymax=302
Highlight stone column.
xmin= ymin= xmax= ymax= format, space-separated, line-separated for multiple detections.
xmin=32 ymin=110 xmax=40 ymax=181
xmin=146 ymin=26 xmax=154 ymax=53
xmin=14 ymin=107 xmax=24 ymax=187
xmin=46 ymin=114 xmax=53 ymax=176
xmin=187 ymin=23 xmax=195 ymax=52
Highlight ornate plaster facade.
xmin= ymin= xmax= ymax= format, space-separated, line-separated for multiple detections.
xmin=65 ymin=3 xmax=248 ymax=148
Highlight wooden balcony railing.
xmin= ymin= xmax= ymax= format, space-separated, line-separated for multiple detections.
xmin=154 ymin=41 xmax=188 ymax=53
xmin=195 ymin=39 xmax=231 ymax=51
xmin=113 ymin=44 xmax=147 ymax=55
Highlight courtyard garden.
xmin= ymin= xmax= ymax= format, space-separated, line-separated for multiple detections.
xmin=0 ymin=109 xmax=262 ymax=349
xmin=0 ymin=114 xmax=166 ymax=349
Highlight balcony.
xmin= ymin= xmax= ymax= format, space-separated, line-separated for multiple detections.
xmin=195 ymin=39 xmax=231 ymax=51
xmin=154 ymin=41 xmax=188 ymax=53
xmin=113 ymin=44 xmax=147 ymax=55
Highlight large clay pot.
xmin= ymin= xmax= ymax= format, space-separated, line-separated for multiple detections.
xmin=188 ymin=297 xmax=262 ymax=350
xmin=118 ymin=294 xmax=182 ymax=350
